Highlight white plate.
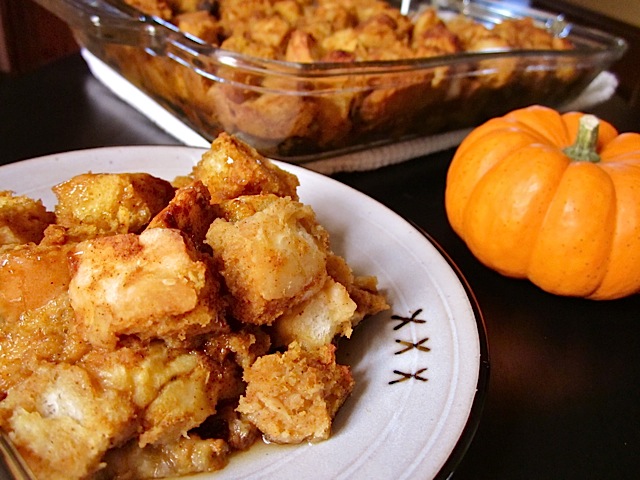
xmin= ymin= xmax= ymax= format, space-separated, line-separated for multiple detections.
xmin=0 ymin=146 xmax=488 ymax=480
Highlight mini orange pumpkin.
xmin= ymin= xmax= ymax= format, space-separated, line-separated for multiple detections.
xmin=445 ymin=105 xmax=640 ymax=300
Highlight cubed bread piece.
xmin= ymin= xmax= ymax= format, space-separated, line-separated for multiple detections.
xmin=273 ymin=253 xmax=390 ymax=349
xmin=0 ymin=191 xmax=55 ymax=245
xmin=272 ymin=277 xmax=357 ymax=349
xmin=237 ymin=341 xmax=354 ymax=444
xmin=69 ymin=228 xmax=228 ymax=348
xmin=0 ymin=363 xmax=136 ymax=480
xmin=209 ymin=89 xmax=318 ymax=146
xmin=147 ymin=180 xmax=217 ymax=251
xmin=0 ymin=340 xmax=229 ymax=480
xmin=0 ymin=243 xmax=74 ymax=324
xmin=0 ymin=293 xmax=89 ymax=394
xmin=326 ymin=252 xmax=390 ymax=327
xmin=81 ymin=342 xmax=225 ymax=447
xmin=176 ymin=10 xmax=222 ymax=44
xmin=192 ymin=133 xmax=299 ymax=203
xmin=206 ymin=194 xmax=329 ymax=325
xmin=53 ymin=172 xmax=175 ymax=240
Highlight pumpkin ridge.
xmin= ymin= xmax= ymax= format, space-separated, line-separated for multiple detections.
xmin=445 ymin=129 xmax=541 ymax=234
xmin=588 ymin=164 xmax=640 ymax=299
xmin=506 ymin=106 xmax=568 ymax=146
xmin=520 ymin=148 xmax=572 ymax=276
xmin=462 ymin=144 xmax=568 ymax=277
xmin=599 ymin=154 xmax=640 ymax=165
xmin=453 ymin=124 xmax=532 ymax=160
xmin=599 ymin=132 xmax=640 ymax=160
xmin=503 ymin=120 xmax=553 ymax=146
xmin=528 ymin=161 xmax=616 ymax=297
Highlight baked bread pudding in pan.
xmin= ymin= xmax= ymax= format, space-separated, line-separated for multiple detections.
xmin=93 ymin=0 xmax=603 ymax=159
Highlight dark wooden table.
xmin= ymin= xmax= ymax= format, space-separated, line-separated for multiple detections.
xmin=2 ymin=52 xmax=640 ymax=479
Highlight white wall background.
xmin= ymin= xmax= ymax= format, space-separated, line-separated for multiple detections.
xmin=565 ymin=0 xmax=640 ymax=27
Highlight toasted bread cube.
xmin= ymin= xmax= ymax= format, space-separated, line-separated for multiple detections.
xmin=0 ymin=363 xmax=135 ymax=480
xmin=272 ymin=277 xmax=357 ymax=349
xmin=206 ymin=194 xmax=329 ymax=325
xmin=192 ymin=133 xmax=299 ymax=203
xmin=147 ymin=180 xmax=217 ymax=251
xmin=176 ymin=10 xmax=222 ymax=44
xmin=237 ymin=342 xmax=354 ymax=444
xmin=137 ymin=354 xmax=222 ymax=446
xmin=0 ymin=191 xmax=54 ymax=245
xmin=81 ymin=342 xmax=225 ymax=447
xmin=0 ymin=243 xmax=74 ymax=324
xmin=69 ymin=228 xmax=228 ymax=348
xmin=53 ymin=173 xmax=175 ymax=240
xmin=0 ymin=293 xmax=89 ymax=394
xmin=0 ymin=341 xmax=226 ymax=480
xmin=326 ymin=253 xmax=390 ymax=327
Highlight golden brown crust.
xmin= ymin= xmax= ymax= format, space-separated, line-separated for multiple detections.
xmin=53 ymin=173 xmax=175 ymax=241
xmin=0 ymin=243 xmax=75 ymax=325
xmin=206 ymin=194 xmax=330 ymax=326
xmin=147 ymin=180 xmax=216 ymax=251
xmin=192 ymin=133 xmax=299 ymax=203
xmin=0 ymin=191 xmax=55 ymax=246
xmin=237 ymin=341 xmax=355 ymax=443
xmin=69 ymin=228 xmax=228 ymax=349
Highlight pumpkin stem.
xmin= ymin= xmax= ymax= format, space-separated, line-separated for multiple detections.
xmin=563 ymin=114 xmax=601 ymax=163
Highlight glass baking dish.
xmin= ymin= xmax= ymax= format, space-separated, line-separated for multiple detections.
xmin=33 ymin=0 xmax=627 ymax=162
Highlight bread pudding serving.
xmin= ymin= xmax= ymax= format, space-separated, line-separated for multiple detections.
xmin=0 ymin=134 xmax=389 ymax=479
